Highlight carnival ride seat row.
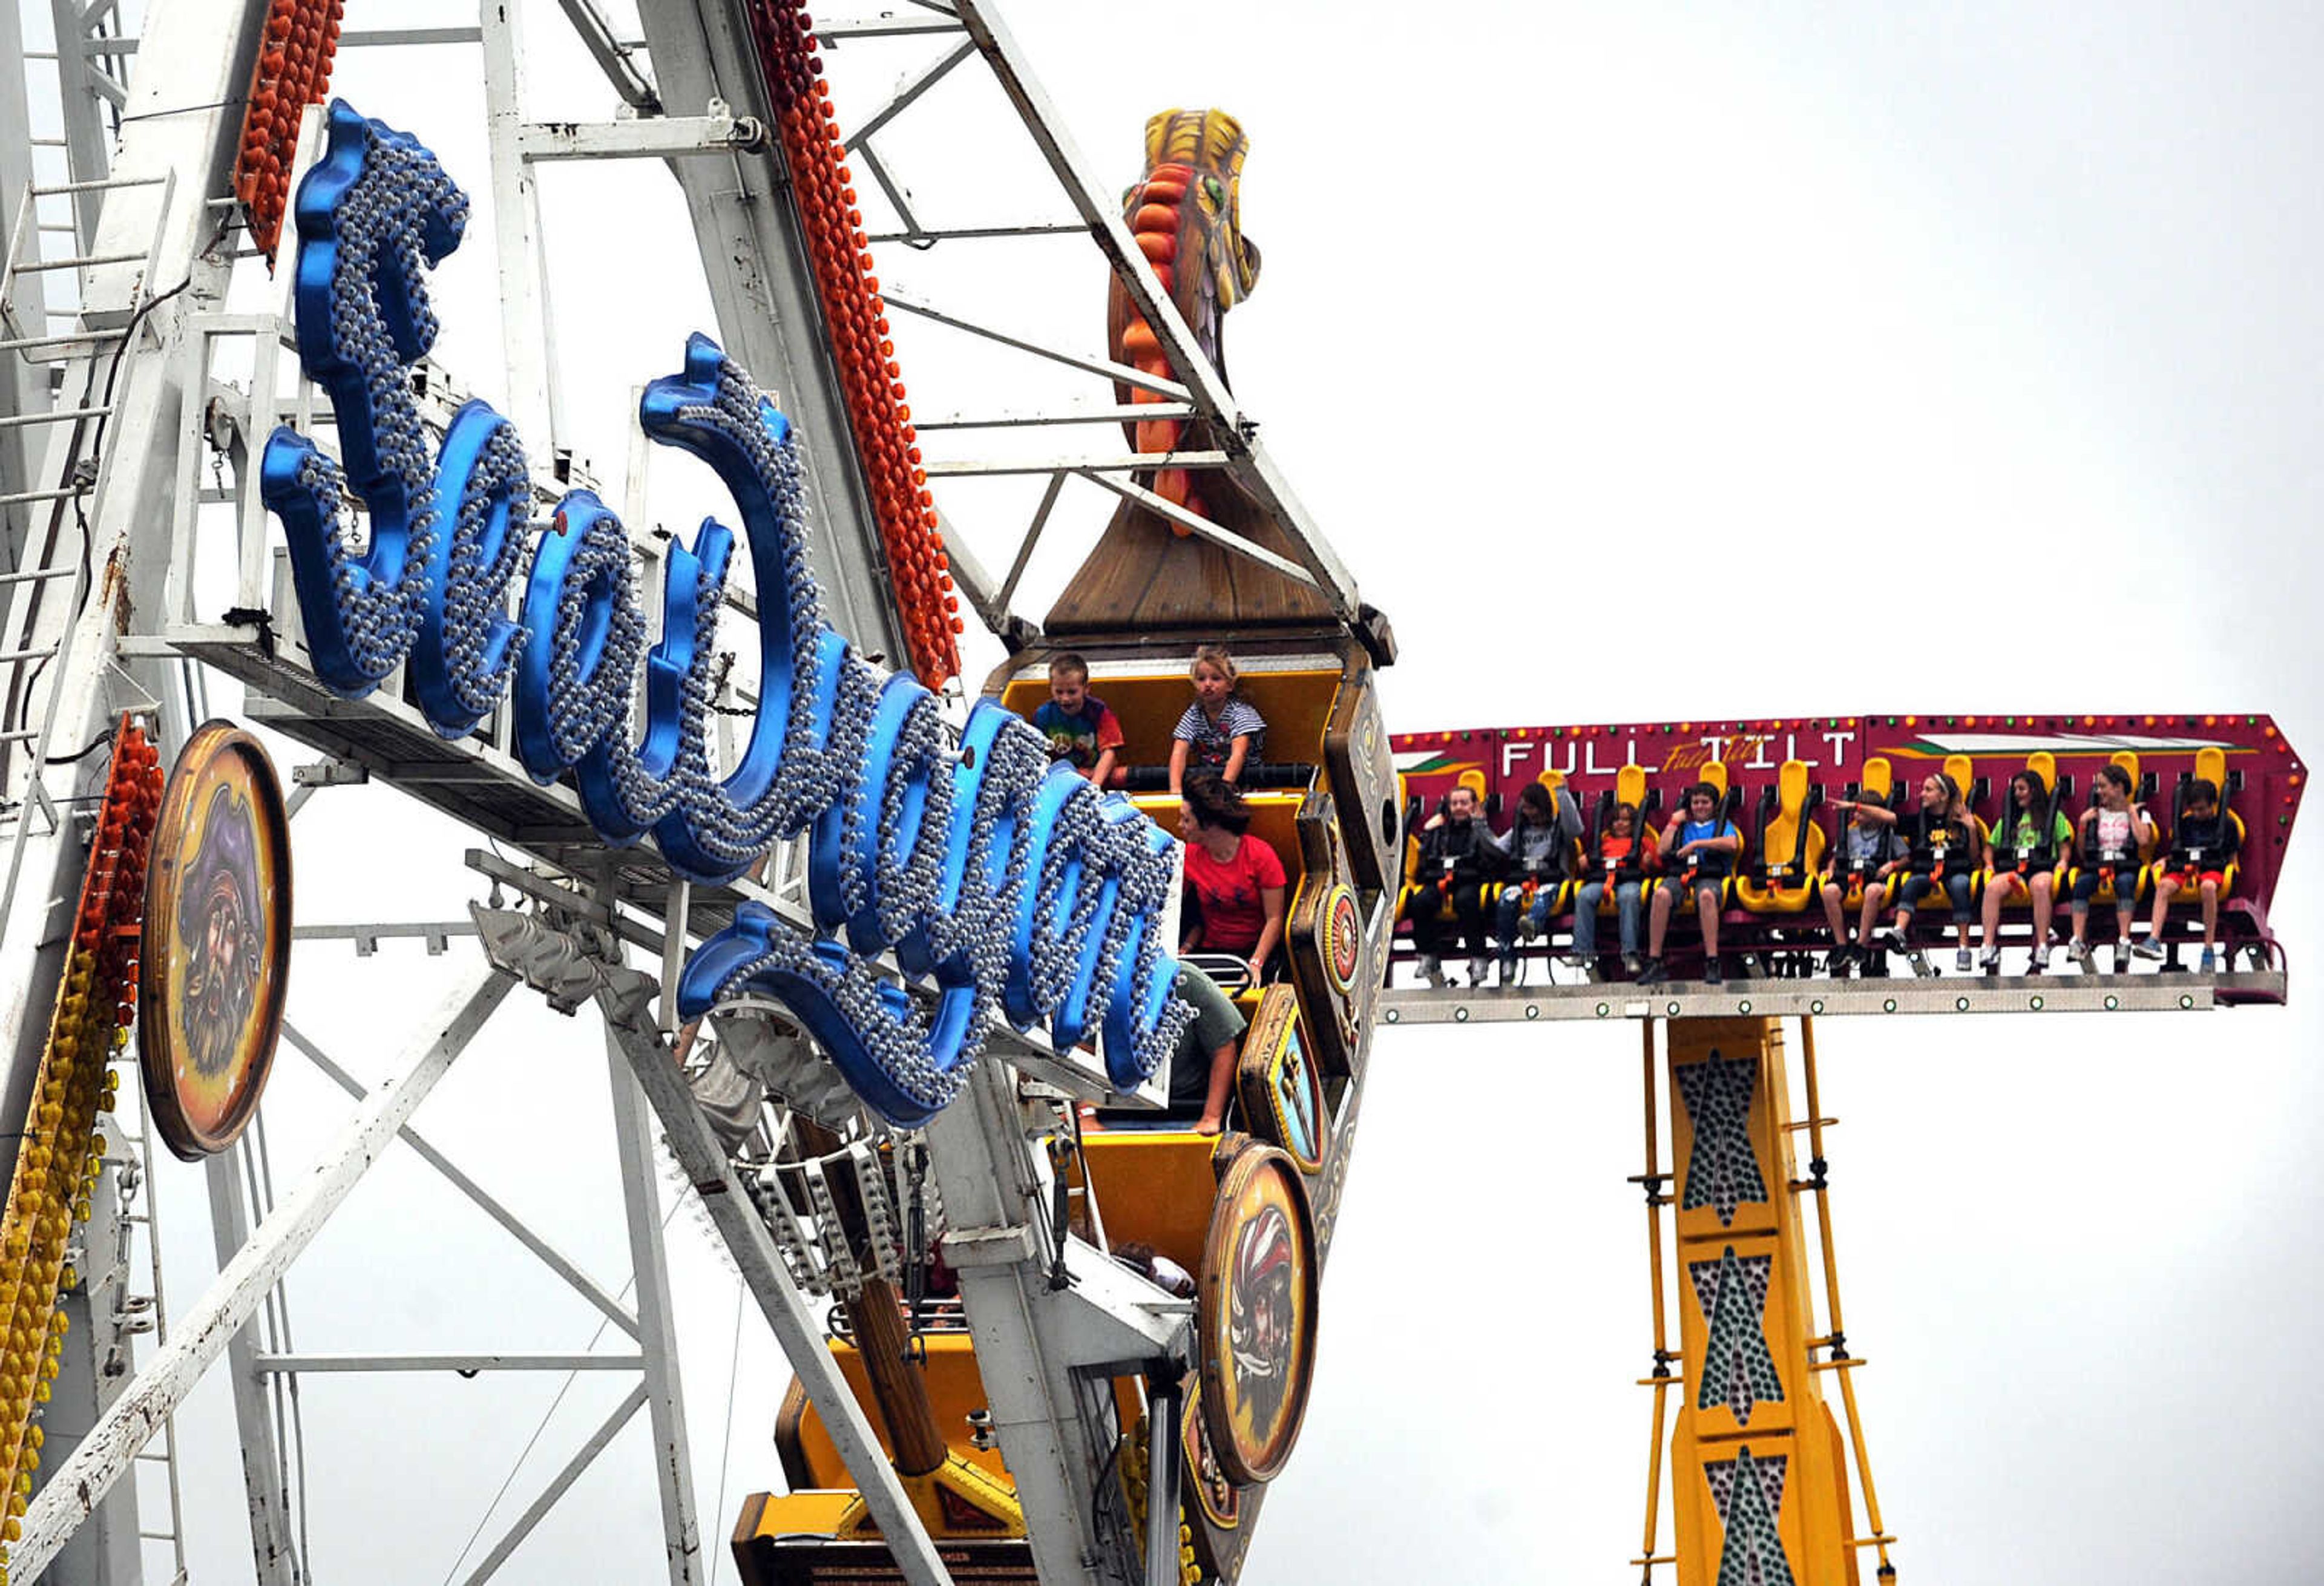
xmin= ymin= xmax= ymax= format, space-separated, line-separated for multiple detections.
xmin=1393 ymin=738 xmax=2282 ymax=981
xmin=764 ymin=646 xmax=1380 ymax=1581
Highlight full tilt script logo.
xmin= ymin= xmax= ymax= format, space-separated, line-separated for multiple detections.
xmin=259 ymin=103 xmax=1187 ymax=1124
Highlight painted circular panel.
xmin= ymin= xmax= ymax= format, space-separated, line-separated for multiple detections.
xmin=140 ymin=723 xmax=292 ymax=1159
xmin=1198 ymin=1143 xmax=1320 ymax=1485
xmin=1235 ymin=991 xmax=1328 ymax=1176
xmin=1321 ymin=884 xmax=1361 ymax=994
xmin=1179 ymin=1383 xmax=1241 ymax=1531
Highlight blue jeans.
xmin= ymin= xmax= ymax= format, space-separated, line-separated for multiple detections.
xmin=1495 ymin=883 xmax=1554 ymax=951
xmin=1897 ymin=870 xmax=1973 ymax=923
xmin=1573 ymin=879 xmax=1642 ymax=957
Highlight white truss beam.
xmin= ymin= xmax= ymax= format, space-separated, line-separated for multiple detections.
xmin=11 ymin=965 xmax=519 ymax=1579
xmin=595 ymin=974 xmax=954 ymax=1586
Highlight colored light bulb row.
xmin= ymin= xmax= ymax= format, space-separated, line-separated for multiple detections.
xmin=746 ymin=1 xmax=963 ymax=687
xmin=0 ymin=723 xmax=160 ymax=1571
xmin=1115 ymin=1420 xmax=1203 ymax=1584
xmin=235 ymin=0 xmax=346 ymax=261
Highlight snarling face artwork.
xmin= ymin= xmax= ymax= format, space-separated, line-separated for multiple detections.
xmin=1181 ymin=1386 xmax=1239 ymax=1529
xmin=176 ymin=782 xmax=263 ymax=1078
xmin=1229 ymin=1203 xmax=1296 ymax=1430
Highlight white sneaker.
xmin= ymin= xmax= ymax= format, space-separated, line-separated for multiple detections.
xmin=1467 ymin=957 xmax=1491 ymax=988
xmin=2028 ymin=945 xmax=2050 ymax=974
xmin=1417 ymin=954 xmax=1446 ymax=988
xmin=2067 ymin=940 xmax=2093 ymax=971
xmin=1495 ymin=954 xmax=1520 ymax=988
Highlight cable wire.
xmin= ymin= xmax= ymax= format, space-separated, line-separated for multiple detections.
xmin=437 ymin=1194 xmax=684 ymax=1585
xmin=712 ymin=1277 xmax=746 ymax=1582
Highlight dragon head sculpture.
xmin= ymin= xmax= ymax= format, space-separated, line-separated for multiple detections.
xmin=1109 ymin=108 xmax=1262 ymax=520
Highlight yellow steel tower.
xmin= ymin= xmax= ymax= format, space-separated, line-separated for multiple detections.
xmin=1639 ymin=1017 xmax=1896 ymax=1584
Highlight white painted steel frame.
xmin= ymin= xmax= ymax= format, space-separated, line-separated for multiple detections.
xmin=597 ymin=984 xmax=955 ymax=1586
xmin=795 ymin=0 xmax=1367 ymax=634
xmin=922 ymin=1058 xmax=1194 ymax=1586
xmin=604 ymin=1024 xmax=709 ymax=1586
xmin=11 ymin=966 xmax=520 ymax=1579
xmin=627 ymin=0 xmax=918 ymax=671
xmin=1372 ymin=972 xmax=2280 ymax=1026
xmin=205 ymin=1149 xmax=301 ymax=1586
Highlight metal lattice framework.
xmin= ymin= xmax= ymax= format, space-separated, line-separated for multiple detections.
xmin=0 ymin=3 xmax=1376 ymax=1583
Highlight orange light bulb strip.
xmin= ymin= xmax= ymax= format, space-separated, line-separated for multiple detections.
xmin=744 ymin=1 xmax=963 ymax=687
xmin=0 ymin=719 xmax=162 ymax=1574
xmin=234 ymin=0 xmax=346 ymax=264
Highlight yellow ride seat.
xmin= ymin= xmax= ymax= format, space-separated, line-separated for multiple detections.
xmin=1737 ymin=759 xmax=1826 ymax=914
xmin=1983 ymin=750 xmax=2069 ymax=905
xmin=1577 ymin=765 xmax=1654 ymax=916
xmin=1647 ymin=760 xmax=1741 ymax=909
xmin=1399 ymin=767 xmax=1502 ymax=924
xmin=2144 ymin=745 xmax=2244 ymax=903
xmin=1824 ymin=755 xmax=1895 ymax=911
xmin=2068 ymin=750 xmax=2158 ymax=908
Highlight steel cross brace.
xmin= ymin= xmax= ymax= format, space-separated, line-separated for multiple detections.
xmin=948 ymin=0 xmax=1362 ymax=620
xmin=921 ymin=1060 xmax=1193 ymax=1586
xmin=592 ymin=975 xmax=955 ymax=1586
xmin=12 ymin=964 xmax=519 ymax=1579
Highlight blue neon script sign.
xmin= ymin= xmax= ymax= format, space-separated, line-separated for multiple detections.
xmin=258 ymin=103 xmax=1187 ymax=1124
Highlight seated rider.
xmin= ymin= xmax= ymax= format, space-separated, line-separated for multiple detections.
xmin=1875 ymin=773 xmax=1980 ymax=971
xmin=2132 ymin=777 xmax=2239 ymax=972
xmin=1977 ymin=769 xmax=2072 ymax=974
xmin=1169 ymin=644 xmax=1266 ymax=795
xmin=1170 ymin=962 xmax=1247 ymax=1135
xmin=1821 ymin=798 xmax=1904 ymax=972
xmin=1178 ymin=773 xmax=1288 ymax=981
xmin=1031 ymin=652 xmax=1124 ymax=787
xmin=2067 ymin=764 xmax=2155 ymax=972
xmin=1091 ymin=962 xmax=1245 ymax=1136
xmin=1402 ymin=782 xmax=1505 ymax=988
xmin=1638 ymin=782 xmax=1741 ymax=988
xmin=1489 ymin=780 xmax=1583 ymax=986
xmin=1570 ymin=801 xmax=1649 ymax=977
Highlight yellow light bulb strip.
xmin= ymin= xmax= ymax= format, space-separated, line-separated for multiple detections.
xmin=0 ymin=719 xmax=162 ymax=1580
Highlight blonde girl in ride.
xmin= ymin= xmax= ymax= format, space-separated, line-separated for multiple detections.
xmin=1167 ymin=644 xmax=1266 ymax=796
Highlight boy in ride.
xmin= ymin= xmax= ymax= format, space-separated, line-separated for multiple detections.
xmin=2132 ymin=777 xmax=2239 ymax=972
xmin=1821 ymin=798 xmax=1903 ymax=973
xmin=1638 ymin=782 xmax=1741 ymax=987
xmin=1032 ymin=652 xmax=1124 ymax=787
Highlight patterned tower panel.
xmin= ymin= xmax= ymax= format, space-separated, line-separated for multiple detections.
xmin=1665 ymin=1018 xmax=1861 ymax=1586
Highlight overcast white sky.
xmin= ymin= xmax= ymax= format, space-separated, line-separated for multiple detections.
xmin=41 ymin=1 xmax=2324 ymax=1581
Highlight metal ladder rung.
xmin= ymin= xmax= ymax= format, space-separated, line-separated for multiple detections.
xmin=0 ymin=730 xmax=44 ymax=744
xmin=0 ymin=645 xmax=62 ymax=665
xmin=0 ymin=330 xmax=127 ymax=353
xmin=30 ymin=176 xmax=168 ymax=197
xmin=0 ymin=565 xmax=79 ymax=587
xmin=16 ymin=251 xmax=147 ymax=272
xmin=0 ymin=404 xmax=111 ymax=431
xmin=0 ymin=487 xmax=84 ymax=505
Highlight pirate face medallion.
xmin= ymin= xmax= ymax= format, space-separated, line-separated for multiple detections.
xmin=142 ymin=724 xmax=292 ymax=1159
xmin=1200 ymin=1142 xmax=1320 ymax=1484
xmin=179 ymin=783 xmax=263 ymax=1080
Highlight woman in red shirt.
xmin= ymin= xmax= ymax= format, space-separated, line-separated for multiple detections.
xmin=1178 ymin=773 xmax=1288 ymax=979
